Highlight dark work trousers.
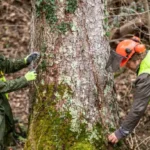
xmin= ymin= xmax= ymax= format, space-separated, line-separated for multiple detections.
xmin=0 ymin=95 xmax=14 ymax=150
xmin=0 ymin=106 xmax=5 ymax=150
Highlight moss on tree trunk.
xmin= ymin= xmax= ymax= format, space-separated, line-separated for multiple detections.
xmin=25 ymin=83 xmax=108 ymax=150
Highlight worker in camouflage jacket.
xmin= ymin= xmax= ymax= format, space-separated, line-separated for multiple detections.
xmin=0 ymin=52 xmax=40 ymax=150
xmin=107 ymin=36 xmax=149 ymax=143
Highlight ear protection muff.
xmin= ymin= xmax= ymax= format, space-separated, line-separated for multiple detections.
xmin=134 ymin=44 xmax=146 ymax=53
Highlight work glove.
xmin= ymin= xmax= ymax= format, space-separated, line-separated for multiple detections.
xmin=24 ymin=52 xmax=40 ymax=65
xmin=24 ymin=70 xmax=37 ymax=81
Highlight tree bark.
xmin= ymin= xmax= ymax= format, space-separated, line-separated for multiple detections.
xmin=25 ymin=0 xmax=127 ymax=149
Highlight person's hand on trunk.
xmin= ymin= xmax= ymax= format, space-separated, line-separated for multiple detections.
xmin=25 ymin=52 xmax=40 ymax=65
xmin=108 ymin=133 xmax=119 ymax=144
xmin=24 ymin=70 xmax=37 ymax=81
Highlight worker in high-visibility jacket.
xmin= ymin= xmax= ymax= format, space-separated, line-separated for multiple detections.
xmin=107 ymin=36 xmax=149 ymax=143
xmin=0 ymin=52 xmax=40 ymax=149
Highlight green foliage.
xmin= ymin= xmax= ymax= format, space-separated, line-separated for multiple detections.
xmin=38 ymin=42 xmax=48 ymax=71
xmin=40 ymin=59 xmax=47 ymax=71
xmin=70 ymin=142 xmax=96 ymax=150
xmin=113 ymin=141 xmax=124 ymax=150
xmin=57 ymin=22 xmax=70 ymax=34
xmin=36 ymin=0 xmax=78 ymax=34
xmin=36 ymin=0 xmax=57 ymax=24
xmin=66 ymin=0 xmax=77 ymax=13
xmin=105 ymin=31 xmax=110 ymax=37
xmin=109 ymin=127 xmax=116 ymax=132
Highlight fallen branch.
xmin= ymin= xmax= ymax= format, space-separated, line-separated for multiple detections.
xmin=135 ymin=136 xmax=150 ymax=149
xmin=110 ymin=17 xmax=145 ymax=40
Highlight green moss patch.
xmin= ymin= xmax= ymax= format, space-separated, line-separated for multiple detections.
xmin=35 ymin=0 xmax=78 ymax=34
xmin=70 ymin=141 xmax=96 ymax=150
xmin=66 ymin=0 xmax=78 ymax=13
xmin=25 ymin=83 xmax=110 ymax=150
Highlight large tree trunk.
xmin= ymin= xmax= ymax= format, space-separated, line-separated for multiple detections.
xmin=25 ymin=0 xmax=127 ymax=149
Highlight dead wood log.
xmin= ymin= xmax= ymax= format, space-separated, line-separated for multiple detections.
xmin=108 ymin=0 xmax=134 ymax=6
xmin=110 ymin=16 xmax=146 ymax=40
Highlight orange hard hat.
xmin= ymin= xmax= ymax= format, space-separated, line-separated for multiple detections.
xmin=116 ymin=38 xmax=146 ymax=67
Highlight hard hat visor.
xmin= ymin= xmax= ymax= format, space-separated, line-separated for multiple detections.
xmin=106 ymin=50 xmax=127 ymax=72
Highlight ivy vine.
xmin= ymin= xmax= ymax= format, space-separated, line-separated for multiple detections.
xmin=36 ymin=0 xmax=77 ymax=34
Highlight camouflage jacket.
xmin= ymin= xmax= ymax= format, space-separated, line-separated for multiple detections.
xmin=0 ymin=55 xmax=29 ymax=126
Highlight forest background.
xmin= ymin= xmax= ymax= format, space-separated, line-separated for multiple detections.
xmin=1 ymin=0 xmax=150 ymax=150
